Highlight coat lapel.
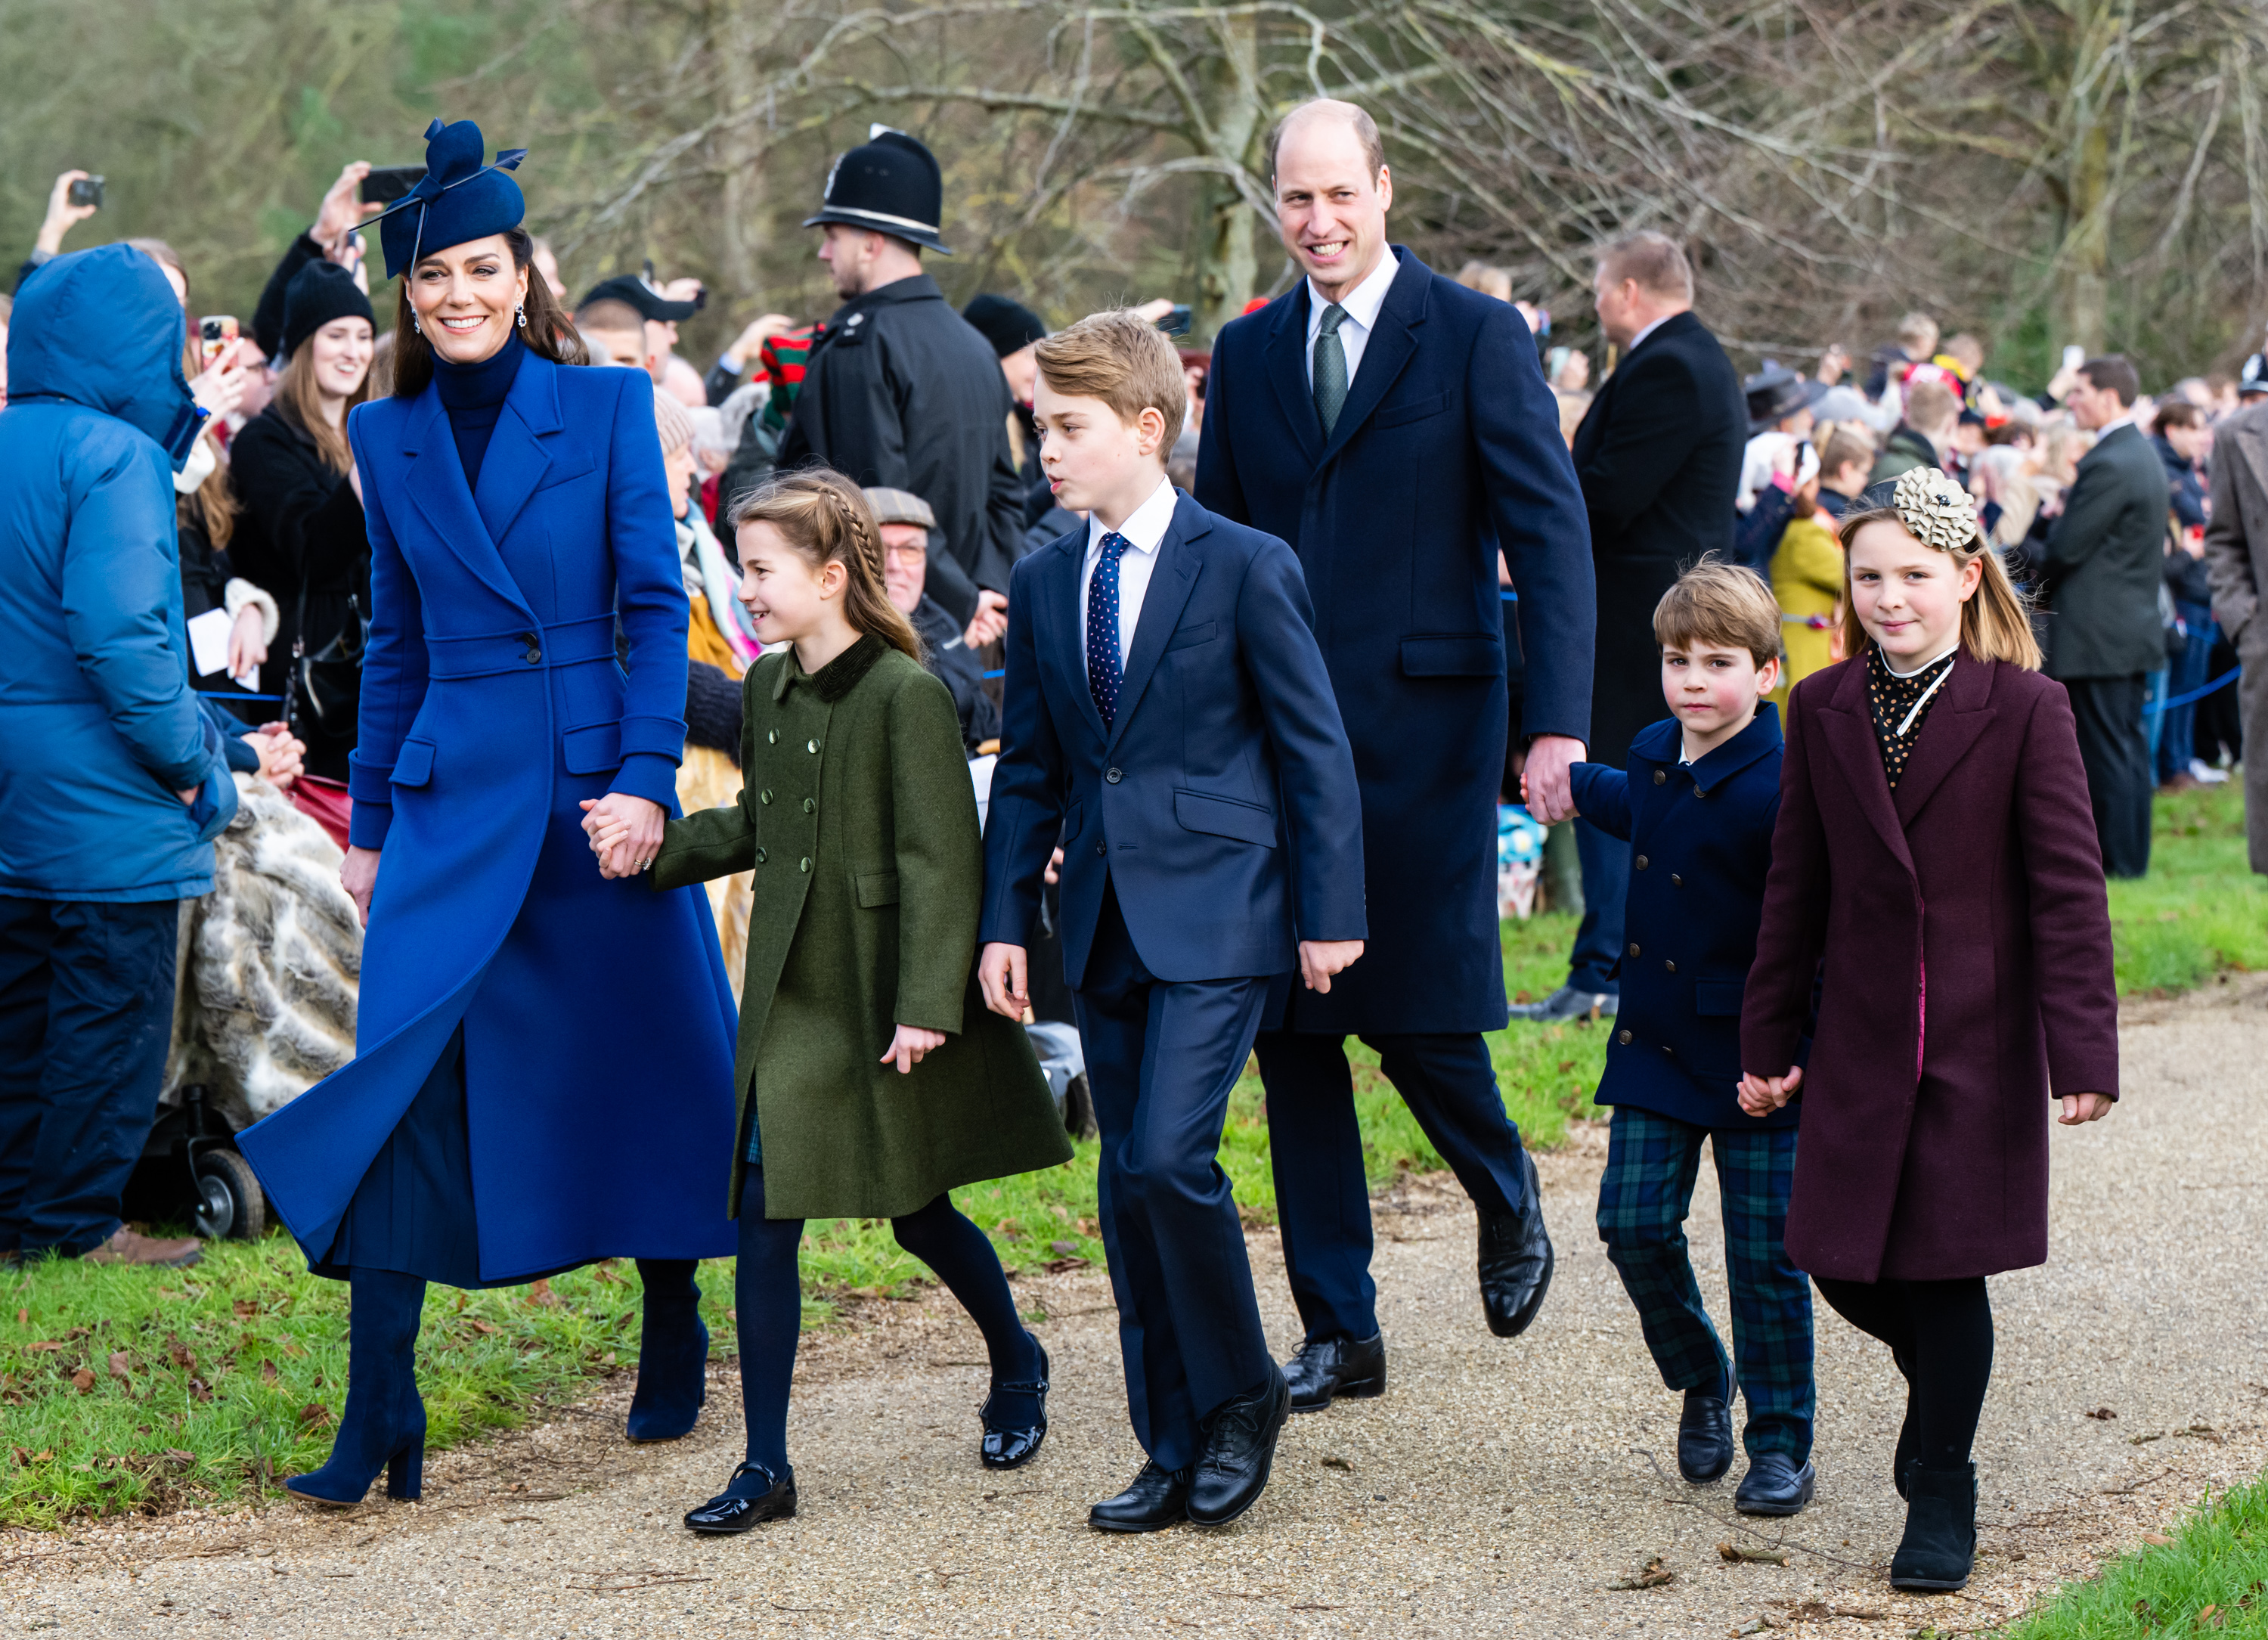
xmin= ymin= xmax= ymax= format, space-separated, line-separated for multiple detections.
xmin=1891 ymin=654 xmax=1994 ymax=828
xmin=472 ymin=352 xmax=561 ymax=550
xmin=1314 ymin=251 xmax=1426 ymax=467
xmin=1812 ymin=659 xmax=1917 ymax=877
xmin=1264 ymin=286 xmax=1324 ymax=467
xmin=399 ymin=382 xmax=536 ymax=618
xmin=1105 ymin=498 xmax=1206 ymax=754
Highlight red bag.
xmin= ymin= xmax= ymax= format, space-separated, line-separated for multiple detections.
xmin=290 ymin=774 xmax=353 ymax=853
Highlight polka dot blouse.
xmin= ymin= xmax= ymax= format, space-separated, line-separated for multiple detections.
xmin=1867 ymin=645 xmax=1957 ymax=789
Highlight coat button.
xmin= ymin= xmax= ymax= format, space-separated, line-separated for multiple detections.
xmin=1671 ymin=873 xmax=1683 ymax=888
xmin=524 ymin=646 xmax=542 ymax=665
xmin=1627 ymin=941 xmax=1641 ymax=956
xmin=1664 ymin=960 xmax=1677 ymax=973
xmin=1652 ymin=769 xmax=1666 ymax=785
xmin=799 ymin=857 xmax=811 ymax=873
xmin=760 ymin=789 xmax=773 ymax=804
xmin=1634 ymin=854 xmax=1648 ymax=870
xmin=768 ymin=730 xmax=779 ymax=745
xmin=1105 ymin=767 xmax=1123 ymax=784
xmin=1694 ymin=783 xmax=1706 ymax=798
xmin=807 ymin=739 xmax=820 ymax=754
xmin=1616 ymin=1028 xmax=1632 ymax=1045
xmin=1095 ymin=841 xmax=1107 ymax=857
xmin=755 ymin=848 xmax=767 ymax=864
xmin=803 ymin=798 xmax=815 ymax=814
xmin=1662 ymin=1043 xmax=1675 ymax=1055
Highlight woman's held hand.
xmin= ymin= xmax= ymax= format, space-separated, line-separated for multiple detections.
xmin=578 ymin=793 xmax=666 ymax=879
xmin=881 ymin=1024 xmax=948 ymax=1074
xmin=342 ymin=845 xmax=380 ymax=927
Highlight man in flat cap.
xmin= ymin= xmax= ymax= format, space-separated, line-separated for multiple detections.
xmin=779 ymin=128 xmax=1023 ymax=633
xmin=865 ymin=485 xmax=1001 ymax=752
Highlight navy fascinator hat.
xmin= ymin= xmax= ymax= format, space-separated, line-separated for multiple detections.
xmin=374 ymin=118 xmax=528 ymax=281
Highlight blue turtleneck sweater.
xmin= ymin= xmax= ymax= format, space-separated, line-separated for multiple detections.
xmin=432 ymin=330 xmax=525 ymax=493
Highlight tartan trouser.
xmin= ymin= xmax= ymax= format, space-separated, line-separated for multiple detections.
xmin=1595 ymin=1103 xmax=1814 ymax=1463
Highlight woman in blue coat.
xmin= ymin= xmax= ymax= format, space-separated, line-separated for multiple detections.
xmin=238 ymin=119 xmax=741 ymax=1506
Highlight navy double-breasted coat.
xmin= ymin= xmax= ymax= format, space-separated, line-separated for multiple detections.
xmin=1196 ymin=248 xmax=1595 ymax=1034
xmin=238 ymin=352 xmax=740 ymax=1282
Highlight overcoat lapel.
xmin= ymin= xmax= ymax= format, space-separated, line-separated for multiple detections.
xmin=472 ymin=353 xmax=562 ymax=550
xmin=400 ymin=383 xmax=537 ymax=618
xmin=1314 ymin=253 xmax=1426 ymax=467
xmin=1264 ymin=287 xmax=1324 ymax=467
xmin=1812 ymin=660 xmax=1917 ymax=877
xmin=1105 ymin=501 xmax=1206 ymax=754
xmin=1892 ymin=656 xmax=1994 ymax=827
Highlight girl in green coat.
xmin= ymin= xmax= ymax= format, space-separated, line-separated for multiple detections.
xmin=589 ymin=469 xmax=1070 ymax=1536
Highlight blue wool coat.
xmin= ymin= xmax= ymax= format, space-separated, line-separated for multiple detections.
xmin=1569 ymin=706 xmax=1794 ymax=1130
xmin=1196 ymin=248 xmax=1594 ymax=1033
xmin=237 ymin=352 xmax=740 ymax=1282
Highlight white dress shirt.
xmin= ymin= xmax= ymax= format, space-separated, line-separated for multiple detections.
xmin=1625 ymin=312 xmax=1678 ymax=355
xmin=1080 ymin=475 xmax=1179 ymax=668
xmin=1303 ymin=250 xmax=1401 ymax=390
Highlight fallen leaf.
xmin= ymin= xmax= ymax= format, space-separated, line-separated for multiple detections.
xmin=260 ymin=1359 xmax=277 ymax=1382
xmin=25 ymin=1341 xmax=63 ymax=1353
xmin=1049 ymin=1239 xmax=1080 ymax=1256
xmin=169 ymin=1340 xmax=195 ymax=1370
xmin=163 ymin=1449 xmax=195 ymax=1468
xmin=526 ymin=1279 xmax=559 ymax=1308
xmin=1717 ymin=1542 xmax=1788 ymax=1565
xmin=14 ymin=1308 xmax=25 ymax=1326
xmin=1557 ymin=1060 xmax=1576 ymax=1073
xmin=2198 ymin=1604 xmax=2224 ymax=1628
xmin=232 ymin=1300 xmax=259 ymax=1319
xmin=1733 ymin=1619 xmax=1774 ymax=1637
xmin=298 ymin=1403 xmax=330 ymax=1428
xmin=725 ymin=1309 xmax=737 ymax=1324
xmin=107 ymin=1351 xmax=132 ymax=1381
xmin=281 ymin=1340 xmax=306 ymax=1358
xmin=8 ymin=1447 xmax=27 ymax=1465
xmin=1606 ymin=1555 xmax=1675 ymax=1590
xmin=1514 ymin=989 xmax=1533 ymax=1005
xmin=2143 ymin=1530 xmax=2172 ymax=1545
xmin=71 ymin=1368 xmax=95 ymax=1393
xmin=469 ymin=1319 xmax=499 ymax=1335
xmin=594 ymin=1264 xmax=624 ymax=1285
xmin=1320 ymin=1456 xmax=1354 ymax=1471
xmin=187 ymin=1378 xmax=212 ymax=1403
xmin=2085 ymin=1406 xmax=2118 ymax=1420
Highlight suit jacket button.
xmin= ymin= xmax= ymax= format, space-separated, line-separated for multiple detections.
xmin=1627 ymin=941 xmax=1641 ymax=956
xmin=1662 ymin=1043 xmax=1675 ymax=1055
xmin=799 ymin=857 xmax=811 ymax=873
xmin=1653 ymin=769 xmax=1666 ymax=785
xmin=1671 ymin=873 xmax=1683 ymax=887
xmin=803 ymin=798 xmax=815 ymax=813
xmin=1664 ymin=960 xmax=1677 ymax=973
xmin=1095 ymin=841 xmax=1107 ymax=857
xmin=760 ymin=789 xmax=773 ymax=804
xmin=1634 ymin=854 xmax=1648 ymax=870
xmin=1616 ymin=1028 xmax=1632 ymax=1045
xmin=755 ymin=848 xmax=767 ymax=864
xmin=1105 ymin=767 xmax=1123 ymax=784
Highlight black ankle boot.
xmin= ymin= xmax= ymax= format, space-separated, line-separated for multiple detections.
xmin=1889 ymin=1463 xmax=1976 ymax=1591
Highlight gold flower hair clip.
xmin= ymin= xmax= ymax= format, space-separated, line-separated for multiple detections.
xmin=1891 ymin=466 xmax=1979 ymax=552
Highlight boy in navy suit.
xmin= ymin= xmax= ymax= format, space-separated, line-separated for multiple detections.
xmin=1559 ymin=559 xmax=1817 ymax=1517
xmin=979 ymin=308 xmax=1366 ymax=1532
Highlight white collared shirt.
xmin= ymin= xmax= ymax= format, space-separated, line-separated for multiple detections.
xmin=1303 ymin=250 xmax=1401 ymax=390
xmin=2096 ymin=412 xmax=2136 ymax=438
xmin=1080 ymin=476 xmax=1179 ymax=667
xmin=1625 ymin=312 xmax=1679 ymax=355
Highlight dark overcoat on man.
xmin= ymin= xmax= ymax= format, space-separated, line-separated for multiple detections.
xmin=1195 ymin=246 xmax=1593 ymax=1349
xmin=1741 ymin=655 xmax=2118 ymax=1282
xmin=2036 ymin=420 xmax=2171 ymax=876
xmin=2201 ymin=399 xmax=2268 ymax=873
xmin=1572 ymin=312 xmax=1746 ymax=770
xmin=778 ymin=275 xmax=1024 ymax=627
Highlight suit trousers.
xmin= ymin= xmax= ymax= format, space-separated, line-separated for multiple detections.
xmin=0 ymin=896 xmax=181 ymax=1256
xmin=1567 ymin=817 xmax=1630 ymax=995
xmin=1074 ymin=879 xmax=1277 ymax=1472
xmin=1257 ymin=1028 xmax=1535 ymax=1344
xmin=1595 ymin=1105 xmax=1814 ymax=1462
xmin=2063 ymin=674 xmax=2153 ymax=877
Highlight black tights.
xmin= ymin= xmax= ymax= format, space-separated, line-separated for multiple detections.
xmin=733 ymin=1166 xmax=1039 ymax=1479
xmin=1813 ymin=1275 xmax=1994 ymax=1473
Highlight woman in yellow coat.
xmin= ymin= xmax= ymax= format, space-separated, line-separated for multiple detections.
xmin=1769 ymin=468 xmax=1845 ymax=712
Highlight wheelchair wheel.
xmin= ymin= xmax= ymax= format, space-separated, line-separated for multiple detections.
xmin=192 ymin=1150 xmax=266 ymax=1242
xmin=1063 ymin=1072 xmax=1097 ymax=1140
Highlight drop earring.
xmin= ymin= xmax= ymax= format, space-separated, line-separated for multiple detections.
xmin=411 ymin=314 xmax=422 ymax=336
xmin=516 ymin=303 xmax=527 ymax=330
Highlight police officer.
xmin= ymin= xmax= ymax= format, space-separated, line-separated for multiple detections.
xmin=779 ymin=127 xmax=1023 ymax=630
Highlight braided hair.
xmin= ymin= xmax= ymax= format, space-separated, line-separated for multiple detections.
xmin=727 ymin=467 xmax=925 ymax=662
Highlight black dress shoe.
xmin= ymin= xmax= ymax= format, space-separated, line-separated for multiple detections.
xmin=1506 ymin=984 xmax=1618 ymax=1022
xmin=1089 ymin=1460 xmax=1191 ymax=1533
xmin=683 ymin=1462 xmax=798 ymax=1535
xmin=1734 ymin=1453 xmax=1816 ymax=1514
xmin=1477 ymin=1154 xmax=1554 ymax=1338
xmin=979 ymin=1341 xmax=1049 ymax=1469
xmin=1678 ymin=1390 xmax=1734 ymax=1483
xmin=1284 ymin=1332 xmax=1386 ymax=1414
xmin=1187 ymin=1372 xmax=1291 ymax=1527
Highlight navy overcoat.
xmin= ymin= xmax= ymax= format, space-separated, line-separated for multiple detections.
xmin=1741 ymin=654 xmax=2118 ymax=1282
xmin=1569 ymin=707 xmax=1794 ymax=1130
xmin=1196 ymin=248 xmax=1594 ymax=1034
xmin=238 ymin=353 xmax=740 ymax=1282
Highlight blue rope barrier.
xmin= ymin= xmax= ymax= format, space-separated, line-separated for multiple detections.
xmin=2149 ymin=665 xmax=2242 ymax=715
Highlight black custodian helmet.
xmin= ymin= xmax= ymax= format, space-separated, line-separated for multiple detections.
xmin=804 ymin=126 xmax=953 ymax=255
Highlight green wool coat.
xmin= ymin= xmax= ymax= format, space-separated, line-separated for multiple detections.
xmin=652 ymin=635 xmax=1071 ymax=1220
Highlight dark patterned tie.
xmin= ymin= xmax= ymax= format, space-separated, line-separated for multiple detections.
xmin=1086 ymin=531 xmax=1132 ymax=729
xmin=1312 ymin=303 xmax=1349 ymax=438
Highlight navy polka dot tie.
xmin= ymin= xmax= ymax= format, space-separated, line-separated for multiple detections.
xmin=1086 ymin=531 xmax=1131 ymax=729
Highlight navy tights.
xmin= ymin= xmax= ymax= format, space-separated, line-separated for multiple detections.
xmin=734 ymin=1167 xmax=1040 ymax=1480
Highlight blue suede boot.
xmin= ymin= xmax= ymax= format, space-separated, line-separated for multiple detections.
xmin=285 ymin=1268 xmax=428 ymax=1506
xmin=626 ymin=1258 xmax=708 ymax=1443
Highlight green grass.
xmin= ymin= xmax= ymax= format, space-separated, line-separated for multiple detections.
xmin=2107 ymin=783 xmax=2268 ymax=995
xmin=1999 ymin=1474 xmax=2268 ymax=1638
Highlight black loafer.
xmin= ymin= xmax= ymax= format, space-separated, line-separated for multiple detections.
xmin=1089 ymin=1460 xmax=1191 ymax=1533
xmin=1678 ymin=1390 xmax=1734 ymax=1483
xmin=683 ymin=1462 xmax=798 ymax=1535
xmin=1187 ymin=1372 xmax=1291 ymax=1527
xmin=1734 ymin=1453 xmax=1816 ymax=1515
xmin=979 ymin=1341 xmax=1050 ymax=1470
xmin=1477 ymin=1155 xmax=1554 ymax=1338
xmin=1284 ymin=1332 xmax=1386 ymax=1414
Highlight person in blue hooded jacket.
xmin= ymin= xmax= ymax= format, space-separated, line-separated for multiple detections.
xmin=0 ymin=242 xmax=240 ymax=1272
xmin=234 ymin=119 xmax=741 ymax=1508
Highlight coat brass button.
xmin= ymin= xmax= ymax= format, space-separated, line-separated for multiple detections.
xmin=1664 ymin=960 xmax=1677 ymax=973
xmin=1616 ymin=1028 xmax=1632 ymax=1045
xmin=1634 ymin=854 xmax=1648 ymax=870
xmin=799 ymin=857 xmax=811 ymax=873
xmin=1105 ymin=767 xmax=1123 ymax=784
xmin=803 ymin=798 xmax=815 ymax=814
xmin=760 ymin=789 xmax=773 ymax=804
xmin=1653 ymin=769 xmax=1666 ymax=785
xmin=1627 ymin=941 xmax=1641 ymax=956
xmin=768 ymin=730 xmax=779 ymax=745
xmin=755 ymin=848 xmax=767 ymax=864
xmin=807 ymin=739 xmax=820 ymax=754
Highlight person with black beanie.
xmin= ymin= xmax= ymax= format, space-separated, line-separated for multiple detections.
xmin=963 ymin=293 xmax=1053 ymax=528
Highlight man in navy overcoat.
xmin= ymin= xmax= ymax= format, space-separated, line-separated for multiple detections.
xmin=1195 ymin=100 xmax=1596 ymax=1410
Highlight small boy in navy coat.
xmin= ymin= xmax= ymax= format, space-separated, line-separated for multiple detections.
xmin=978 ymin=309 xmax=1366 ymax=1533
xmin=1561 ymin=558 xmax=1817 ymax=1516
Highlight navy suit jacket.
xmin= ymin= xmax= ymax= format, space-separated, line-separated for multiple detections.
xmin=1569 ymin=705 xmax=1793 ymax=1130
xmin=979 ymin=490 xmax=1365 ymax=987
xmin=1196 ymin=247 xmax=1594 ymax=1033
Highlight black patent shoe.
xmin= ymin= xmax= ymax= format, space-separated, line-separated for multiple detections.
xmin=683 ymin=1462 xmax=798 ymax=1535
xmin=1188 ymin=1371 xmax=1291 ymax=1527
xmin=1734 ymin=1453 xmax=1816 ymax=1515
xmin=1285 ymin=1331 xmax=1387 ymax=1414
xmin=1677 ymin=1390 xmax=1734 ymax=1483
xmin=1089 ymin=1460 xmax=1191 ymax=1533
xmin=1478 ymin=1151 xmax=1554 ymax=1338
xmin=1890 ymin=1464 xmax=1976 ymax=1590
xmin=980 ymin=1340 xmax=1050 ymax=1470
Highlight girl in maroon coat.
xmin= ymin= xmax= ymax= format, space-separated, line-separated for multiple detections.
xmin=1738 ymin=467 xmax=2118 ymax=1593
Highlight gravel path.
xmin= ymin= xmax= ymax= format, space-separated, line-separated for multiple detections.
xmin=8 ymin=975 xmax=2266 ymax=1639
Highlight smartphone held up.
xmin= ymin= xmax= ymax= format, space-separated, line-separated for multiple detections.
xmin=68 ymin=175 xmax=104 ymax=209
xmin=199 ymin=315 xmax=240 ymax=370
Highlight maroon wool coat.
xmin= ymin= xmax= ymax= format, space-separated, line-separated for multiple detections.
xmin=1740 ymin=652 xmax=2120 ymax=1283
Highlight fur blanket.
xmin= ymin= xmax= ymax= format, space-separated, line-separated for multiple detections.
xmin=164 ymin=775 xmax=362 ymax=1128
